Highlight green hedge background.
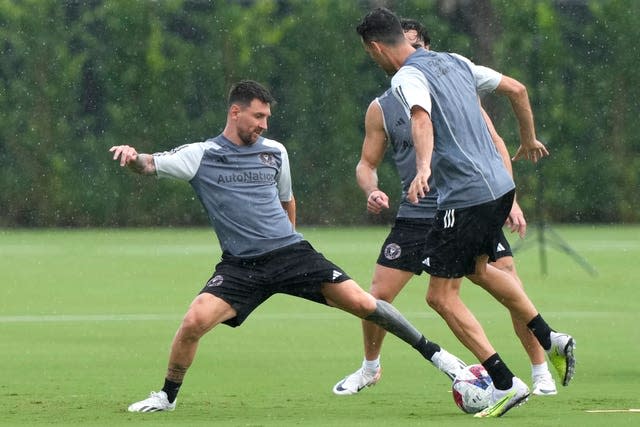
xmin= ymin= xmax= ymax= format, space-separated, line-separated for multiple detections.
xmin=1 ymin=0 xmax=637 ymax=226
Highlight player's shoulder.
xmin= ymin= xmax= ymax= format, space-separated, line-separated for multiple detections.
xmin=370 ymin=91 xmax=395 ymax=120
xmin=392 ymin=64 xmax=427 ymax=88
xmin=376 ymin=88 xmax=393 ymax=103
xmin=368 ymin=96 xmax=383 ymax=113
xmin=449 ymin=52 xmax=472 ymax=63
xmin=260 ymin=137 xmax=289 ymax=157
xmin=261 ymin=137 xmax=285 ymax=149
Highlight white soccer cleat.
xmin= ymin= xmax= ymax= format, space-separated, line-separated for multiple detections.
xmin=474 ymin=376 xmax=530 ymax=418
xmin=332 ymin=367 xmax=382 ymax=395
xmin=431 ymin=349 xmax=467 ymax=380
xmin=532 ymin=372 xmax=558 ymax=396
xmin=127 ymin=391 xmax=176 ymax=413
xmin=547 ymin=331 xmax=576 ymax=386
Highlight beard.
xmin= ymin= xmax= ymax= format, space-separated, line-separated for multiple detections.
xmin=238 ymin=128 xmax=262 ymax=145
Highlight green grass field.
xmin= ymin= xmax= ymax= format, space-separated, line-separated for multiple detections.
xmin=1 ymin=225 xmax=639 ymax=426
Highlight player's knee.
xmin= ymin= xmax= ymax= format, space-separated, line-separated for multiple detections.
xmin=179 ymin=308 xmax=212 ymax=340
xmin=494 ymin=261 xmax=514 ymax=274
xmin=356 ymin=294 xmax=378 ymax=316
xmin=370 ymin=285 xmax=396 ymax=302
xmin=333 ymin=290 xmax=377 ymax=318
xmin=426 ymin=291 xmax=452 ymax=315
xmin=467 ymin=272 xmax=486 ymax=288
xmin=425 ymin=292 xmax=441 ymax=311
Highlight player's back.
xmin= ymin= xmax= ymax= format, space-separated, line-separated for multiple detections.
xmin=401 ymin=49 xmax=514 ymax=209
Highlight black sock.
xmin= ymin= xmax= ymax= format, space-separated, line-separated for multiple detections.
xmin=482 ymin=353 xmax=514 ymax=391
xmin=527 ymin=314 xmax=553 ymax=350
xmin=162 ymin=378 xmax=182 ymax=403
xmin=412 ymin=335 xmax=441 ymax=361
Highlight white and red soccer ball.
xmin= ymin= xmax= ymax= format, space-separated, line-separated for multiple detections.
xmin=452 ymin=364 xmax=493 ymax=414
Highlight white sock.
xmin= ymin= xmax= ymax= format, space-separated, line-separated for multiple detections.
xmin=531 ymin=362 xmax=549 ymax=377
xmin=431 ymin=349 xmax=451 ymax=368
xmin=362 ymin=357 xmax=380 ymax=375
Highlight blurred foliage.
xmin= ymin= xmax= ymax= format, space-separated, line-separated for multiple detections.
xmin=0 ymin=0 xmax=637 ymax=227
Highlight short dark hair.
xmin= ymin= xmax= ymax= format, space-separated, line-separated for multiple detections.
xmin=356 ymin=7 xmax=405 ymax=45
xmin=228 ymin=80 xmax=275 ymax=107
xmin=400 ymin=18 xmax=431 ymax=47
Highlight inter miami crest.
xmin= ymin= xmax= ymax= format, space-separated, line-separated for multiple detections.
xmin=384 ymin=243 xmax=401 ymax=260
xmin=206 ymin=275 xmax=224 ymax=287
xmin=259 ymin=152 xmax=276 ymax=167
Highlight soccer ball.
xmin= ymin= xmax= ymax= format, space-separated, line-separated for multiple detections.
xmin=451 ymin=364 xmax=493 ymax=414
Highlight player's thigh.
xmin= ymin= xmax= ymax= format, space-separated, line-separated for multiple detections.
xmin=426 ymin=276 xmax=463 ymax=310
xmin=370 ymin=264 xmax=414 ymax=301
xmin=321 ymin=279 xmax=376 ymax=317
xmin=490 ymin=255 xmax=523 ymax=286
xmin=182 ymin=293 xmax=237 ymax=334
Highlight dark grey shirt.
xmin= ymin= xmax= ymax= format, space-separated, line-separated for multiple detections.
xmin=153 ymin=134 xmax=302 ymax=257
xmin=391 ymin=49 xmax=514 ymax=210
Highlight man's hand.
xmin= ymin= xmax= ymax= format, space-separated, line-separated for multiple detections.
xmin=505 ymin=200 xmax=527 ymax=239
xmin=367 ymin=190 xmax=389 ymax=214
xmin=512 ymin=139 xmax=549 ymax=163
xmin=110 ymin=145 xmax=138 ymax=167
xmin=109 ymin=145 xmax=155 ymax=175
xmin=407 ymin=168 xmax=430 ymax=204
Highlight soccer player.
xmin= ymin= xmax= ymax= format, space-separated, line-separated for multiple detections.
xmin=355 ymin=9 xmax=576 ymax=418
xmin=111 ymin=80 xmax=467 ymax=413
xmin=334 ymin=19 xmax=557 ymax=397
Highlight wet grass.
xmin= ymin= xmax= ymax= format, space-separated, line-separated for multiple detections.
xmin=1 ymin=225 xmax=639 ymax=426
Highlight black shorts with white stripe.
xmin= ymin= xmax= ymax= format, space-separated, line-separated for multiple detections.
xmin=421 ymin=190 xmax=515 ymax=278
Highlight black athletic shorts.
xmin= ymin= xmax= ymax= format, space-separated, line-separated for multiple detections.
xmin=376 ymin=218 xmax=433 ymax=275
xmin=377 ymin=217 xmax=513 ymax=276
xmin=495 ymin=228 xmax=514 ymax=259
xmin=422 ymin=190 xmax=515 ymax=278
xmin=199 ymin=240 xmax=350 ymax=327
